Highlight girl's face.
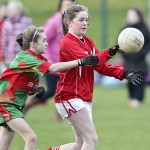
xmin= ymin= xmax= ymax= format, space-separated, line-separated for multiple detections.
xmin=68 ymin=11 xmax=89 ymax=37
xmin=34 ymin=32 xmax=48 ymax=54
xmin=6 ymin=1 xmax=21 ymax=19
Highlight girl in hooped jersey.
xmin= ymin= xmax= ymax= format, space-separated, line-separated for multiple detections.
xmin=0 ymin=26 xmax=99 ymax=150
xmin=48 ymin=4 xmax=144 ymax=150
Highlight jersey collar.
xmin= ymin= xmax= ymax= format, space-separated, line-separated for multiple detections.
xmin=27 ymin=49 xmax=48 ymax=61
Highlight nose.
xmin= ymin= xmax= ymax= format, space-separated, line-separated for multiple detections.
xmin=83 ymin=20 xmax=88 ymax=26
xmin=46 ymin=41 xmax=48 ymax=46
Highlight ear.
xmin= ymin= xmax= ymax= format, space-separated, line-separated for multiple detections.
xmin=30 ymin=41 xmax=36 ymax=48
xmin=66 ymin=19 xmax=71 ymax=26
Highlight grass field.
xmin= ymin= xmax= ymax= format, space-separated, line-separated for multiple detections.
xmin=1 ymin=0 xmax=150 ymax=150
xmin=10 ymin=85 xmax=150 ymax=150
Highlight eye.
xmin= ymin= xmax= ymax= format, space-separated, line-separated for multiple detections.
xmin=43 ymin=38 xmax=47 ymax=42
xmin=79 ymin=18 xmax=84 ymax=22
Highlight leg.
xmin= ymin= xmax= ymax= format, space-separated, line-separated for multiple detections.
xmin=51 ymin=125 xmax=83 ymax=150
xmin=0 ymin=127 xmax=15 ymax=150
xmin=59 ymin=108 xmax=98 ymax=150
xmin=69 ymin=108 xmax=98 ymax=150
xmin=128 ymin=82 xmax=146 ymax=107
xmin=23 ymin=95 xmax=39 ymax=114
xmin=7 ymin=118 xmax=37 ymax=150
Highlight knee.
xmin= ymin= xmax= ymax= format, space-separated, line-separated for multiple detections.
xmin=91 ymin=134 xmax=98 ymax=145
xmin=88 ymin=133 xmax=98 ymax=148
xmin=93 ymin=134 xmax=98 ymax=146
xmin=25 ymin=132 xmax=37 ymax=144
xmin=75 ymin=134 xmax=83 ymax=149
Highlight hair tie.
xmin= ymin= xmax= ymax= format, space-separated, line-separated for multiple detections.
xmin=16 ymin=33 xmax=23 ymax=48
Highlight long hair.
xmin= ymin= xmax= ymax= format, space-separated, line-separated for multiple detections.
xmin=62 ymin=4 xmax=88 ymax=35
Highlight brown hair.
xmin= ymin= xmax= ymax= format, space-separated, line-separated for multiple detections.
xmin=62 ymin=4 xmax=89 ymax=35
xmin=16 ymin=26 xmax=44 ymax=50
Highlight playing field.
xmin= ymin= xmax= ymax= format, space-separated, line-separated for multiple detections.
xmin=11 ymin=86 xmax=150 ymax=150
xmin=3 ymin=0 xmax=150 ymax=149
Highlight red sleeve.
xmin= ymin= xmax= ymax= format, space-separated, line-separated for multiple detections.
xmin=94 ymin=63 xmax=125 ymax=80
xmin=96 ymin=49 xmax=113 ymax=65
xmin=84 ymin=36 xmax=113 ymax=65
xmin=37 ymin=62 xmax=51 ymax=75
xmin=59 ymin=35 xmax=113 ymax=65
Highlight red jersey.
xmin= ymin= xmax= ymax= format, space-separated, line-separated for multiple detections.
xmin=0 ymin=49 xmax=51 ymax=106
xmin=55 ymin=33 xmax=125 ymax=103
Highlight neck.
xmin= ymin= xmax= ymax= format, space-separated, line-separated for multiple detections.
xmin=29 ymin=48 xmax=40 ymax=55
xmin=69 ymin=31 xmax=83 ymax=39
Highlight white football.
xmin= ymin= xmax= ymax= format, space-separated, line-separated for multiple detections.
xmin=118 ymin=27 xmax=144 ymax=53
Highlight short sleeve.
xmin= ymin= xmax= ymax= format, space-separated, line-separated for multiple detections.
xmin=10 ymin=51 xmax=51 ymax=77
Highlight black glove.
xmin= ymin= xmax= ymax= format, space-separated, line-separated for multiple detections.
xmin=109 ymin=45 xmax=124 ymax=56
xmin=78 ymin=55 xmax=99 ymax=66
xmin=123 ymin=70 xmax=144 ymax=86
xmin=35 ymin=86 xmax=45 ymax=99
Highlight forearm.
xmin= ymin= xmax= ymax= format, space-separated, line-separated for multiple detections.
xmin=49 ymin=60 xmax=78 ymax=72
xmin=94 ymin=63 xmax=125 ymax=80
xmin=97 ymin=49 xmax=112 ymax=65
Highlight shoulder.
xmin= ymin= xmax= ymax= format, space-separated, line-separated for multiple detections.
xmin=60 ymin=34 xmax=76 ymax=48
xmin=17 ymin=51 xmax=35 ymax=60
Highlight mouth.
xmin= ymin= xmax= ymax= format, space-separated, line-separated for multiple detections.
xmin=81 ymin=28 xmax=87 ymax=31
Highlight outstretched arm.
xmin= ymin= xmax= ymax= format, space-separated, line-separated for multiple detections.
xmin=49 ymin=55 xmax=99 ymax=72
xmin=49 ymin=60 xmax=79 ymax=72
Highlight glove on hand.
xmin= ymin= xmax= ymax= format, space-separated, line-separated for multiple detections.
xmin=35 ymin=86 xmax=45 ymax=99
xmin=109 ymin=45 xmax=124 ymax=56
xmin=78 ymin=55 xmax=99 ymax=66
xmin=123 ymin=70 xmax=144 ymax=86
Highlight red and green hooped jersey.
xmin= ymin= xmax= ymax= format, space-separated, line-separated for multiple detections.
xmin=0 ymin=49 xmax=51 ymax=106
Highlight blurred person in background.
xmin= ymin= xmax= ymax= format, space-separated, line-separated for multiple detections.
xmin=0 ymin=2 xmax=7 ymax=74
xmin=24 ymin=0 xmax=76 ymax=121
xmin=1 ymin=0 xmax=33 ymax=68
xmin=48 ymin=4 xmax=144 ymax=150
xmin=120 ymin=8 xmax=150 ymax=108
xmin=0 ymin=25 xmax=98 ymax=150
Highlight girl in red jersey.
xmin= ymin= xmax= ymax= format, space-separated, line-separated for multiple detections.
xmin=0 ymin=26 xmax=98 ymax=150
xmin=48 ymin=4 xmax=144 ymax=150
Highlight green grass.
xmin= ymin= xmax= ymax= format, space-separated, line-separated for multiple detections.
xmin=10 ymin=86 xmax=150 ymax=150
xmin=1 ymin=0 xmax=150 ymax=149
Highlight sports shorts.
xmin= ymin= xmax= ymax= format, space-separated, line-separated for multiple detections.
xmin=55 ymin=98 xmax=92 ymax=119
xmin=0 ymin=103 xmax=24 ymax=132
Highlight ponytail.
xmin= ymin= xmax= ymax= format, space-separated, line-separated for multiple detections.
xmin=62 ymin=13 xmax=69 ymax=35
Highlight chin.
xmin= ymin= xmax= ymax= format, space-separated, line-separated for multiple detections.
xmin=81 ymin=30 xmax=86 ymax=34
